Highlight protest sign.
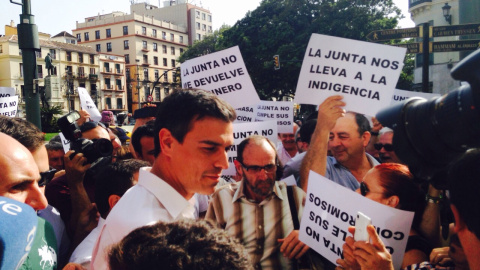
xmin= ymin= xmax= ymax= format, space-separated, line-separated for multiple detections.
xmin=295 ymin=34 xmax=406 ymax=116
xmin=235 ymin=106 xmax=255 ymax=123
xmin=299 ymin=171 xmax=414 ymax=270
xmin=58 ymin=132 xmax=71 ymax=153
xmin=181 ymin=46 xmax=260 ymax=109
xmin=0 ymin=96 xmax=18 ymax=117
xmin=223 ymin=121 xmax=278 ymax=175
xmin=77 ymin=87 xmax=101 ymax=122
xmin=254 ymin=101 xmax=294 ymax=133
xmin=0 ymin=87 xmax=16 ymax=98
xmin=391 ymin=89 xmax=440 ymax=105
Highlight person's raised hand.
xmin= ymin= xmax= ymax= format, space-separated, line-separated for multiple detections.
xmin=317 ymin=95 xmax=346 ymax=131
xmin=353 ymin=225 xmax=394 ymax=270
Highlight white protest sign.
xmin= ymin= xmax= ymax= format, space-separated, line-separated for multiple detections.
xmin=0 ymin=87 xmax=16 ymax=98
xmin=391 ymin=89 xmax=440 ymax=105
xmin=254 ymin=101 xmax=294 ymax=133
xmin=0 ymin=96 xmax=18 ymax=117
xmin=77 ymin=87 xmax=101 ymax=122
xmin=295 ymin=34 xmax=406 ymax=116
xmin=299 ymin=171 xmax=414 ymax=270
xmin=181 ymin=46 xmax=260 ymax=108
xmin=223 ymin=121 xmax=278 ymax=175
xmin=235 ymin=106 xmax=255 ymax=123
xmin=58 ymin=132 xmax=71 ymax=153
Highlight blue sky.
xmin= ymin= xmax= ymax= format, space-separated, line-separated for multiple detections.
xmin=0 ymin=0 xmax=413 ymax=36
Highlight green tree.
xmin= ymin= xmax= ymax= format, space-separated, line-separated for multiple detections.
xmin=178 ymin=25 xmax=231 ymax=63
xmin=40 ymin=105 xmax=62 ymax=133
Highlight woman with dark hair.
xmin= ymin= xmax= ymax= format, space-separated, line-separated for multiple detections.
xmin=338 ymin=163 xmax=431 ymax=269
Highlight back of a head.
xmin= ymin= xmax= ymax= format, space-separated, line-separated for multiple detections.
xmin=94 ymin=159 xmax=149 ymax=219
xmin=299 ymin=119 xmax=317 ymax=145
xmin=0 ymin=116 xmax=44 ymax=152
xmin=108 ymin=219 xmax=251 ymax=270
xmin=153 ymin=89 xmax=236 ymax=156
xmin=131 ymin=120 xmax=155 ymax=156
xmin=448 ymin=148 xmax=480 ymax=239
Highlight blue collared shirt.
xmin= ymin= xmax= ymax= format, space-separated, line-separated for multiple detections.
xmin=326 ymin=154 xmax=379 ymax=191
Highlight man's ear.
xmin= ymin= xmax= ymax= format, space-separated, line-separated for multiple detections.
xmin=451 ymin=204 xmax=466 ymax=233
xmin=108 ymin=194 xmax=121 ymax=210
xmin=158 ymin=128 xmax=175 ymax=157
xmin=362 ymin=131 xmax=371 ymax=147
xmin=234 ymin=160 xmax=243 ymax=176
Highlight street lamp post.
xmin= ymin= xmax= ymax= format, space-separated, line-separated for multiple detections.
xmin=136 ymin=59 xmax=141 ymax=110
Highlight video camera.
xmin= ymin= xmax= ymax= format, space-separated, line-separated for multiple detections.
xmin=376 ymin=49 xmax=480 ymax=189
xmin=57 ymin=111 xmax=113 ymax=166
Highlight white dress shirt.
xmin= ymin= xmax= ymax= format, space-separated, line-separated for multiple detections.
xmin=69 ymin=218 xmax=105 ymax=269
xmin=91 ymin=167 xmax=196 ymax=270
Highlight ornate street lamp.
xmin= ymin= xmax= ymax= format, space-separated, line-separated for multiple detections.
xmin=442 ymin=3 xmax=452 ymax=25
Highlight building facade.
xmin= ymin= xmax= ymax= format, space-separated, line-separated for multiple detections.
xmin=0 ymin=26 xmax=101 ymax=116
xmin=73 ymin=8 xmax=189 ymax=113
xmin=408 ymin=0 xmax=478 ymax=95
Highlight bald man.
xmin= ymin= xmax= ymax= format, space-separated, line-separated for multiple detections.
xmin=0 ymin=132 xmax=47 ymax=211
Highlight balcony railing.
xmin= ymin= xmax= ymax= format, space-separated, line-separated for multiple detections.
xmin=89 ymin=74 xmax=98 ymax=81
xmin=409 ymin=0 xmax=432 ymax=8
xmin=115 ymin=85 xmax=124 ymax=91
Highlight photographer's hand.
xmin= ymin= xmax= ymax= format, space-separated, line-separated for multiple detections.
xmin=64 ymin=150 xmax=91 ymax=185
xmin=76 ymin=110 xmax=91 ymax=126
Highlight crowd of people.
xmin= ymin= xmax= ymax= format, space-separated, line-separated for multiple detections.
xmin=0 ymin=89 xmax=478 ymax=270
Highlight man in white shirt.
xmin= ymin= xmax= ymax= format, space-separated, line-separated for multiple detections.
xmin=91 ymin=89 xmax=236 ymax=269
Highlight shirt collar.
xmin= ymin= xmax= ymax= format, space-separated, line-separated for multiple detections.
xmin=232 ymin=180 xmax=285 ymax=203
xmin=137 ymin=167 xmax=194 ymax=219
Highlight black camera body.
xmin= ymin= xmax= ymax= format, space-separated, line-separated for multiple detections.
xmin=57 ymin=111 xmax=113 ymax=165
xmin=376 ymin=49 xmax=480 ymax=188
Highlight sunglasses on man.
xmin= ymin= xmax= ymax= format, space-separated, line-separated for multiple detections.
xmin=373 ymin=143 xmax=394 ymax=152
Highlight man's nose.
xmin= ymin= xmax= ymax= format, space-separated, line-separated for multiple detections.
xmin=26 ymin=184 xmax=48 ymax=211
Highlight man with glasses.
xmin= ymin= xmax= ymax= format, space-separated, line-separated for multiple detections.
xmin=300 ymin=96 xmax=379 ymax=192
xmin=206 ymin=135 xmax=310 ymax=269
xmin=375 ymin=128 xmax=402 ymax=164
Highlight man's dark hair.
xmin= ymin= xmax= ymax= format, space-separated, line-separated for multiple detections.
xmin=299 ymin=119 xmax=317 ymax=145
xmin=45 ymin=140 xmax=64 ymax=151
xmin=94 ymin=159 xmax=149 ymax=219
xmin=236 ymin=135 xmax=283 ymax=179
xmin=0 ymin=116 xmax=44 ymax=151
xmin=153 ymin=89 xmax=236 ymax=156
xmin=346 ymin=112 xmax=371 ymax=137
xmin=108 ymin=219 xmax=252 ymax=270
xmin=131 ymin=120 xmax=155 ymax=157
xmin=448 ymin=148 xmax=480 ymax=239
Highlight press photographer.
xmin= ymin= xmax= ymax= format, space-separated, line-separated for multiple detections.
xmin=46 ymin=110 xmax=120 ymax=250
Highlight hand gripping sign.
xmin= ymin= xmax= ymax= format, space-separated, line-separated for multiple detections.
xmin=77 ymin=87 xmax=102 ymax=122
xmin=299 ymin=171 xmax=414 ymax=270
xmin=295 ymin=34 xmax=406 ymax=116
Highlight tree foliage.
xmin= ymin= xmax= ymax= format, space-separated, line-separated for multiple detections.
xmin=180 ymin=0 xmax=406 ymax=100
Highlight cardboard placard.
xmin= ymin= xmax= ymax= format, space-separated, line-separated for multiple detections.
xmin=77 ymin=87 xmax=101 ymax=122
xmin=0 ymin=96 xmax=18 ymax=117
xmin=235 ymin=106 xmax=255 ymax=123
xmin=0 ymin=87 xmax=16 ymax=98
xmin=295 ymin=34 xmax=406 ymax=116
xmin=299 ymin=171 xmax=414 ymax=270
xmin=254 ymin=101 xmax=294 ymax=133
xmin=181 ymin=46 xmax=260 ymax=109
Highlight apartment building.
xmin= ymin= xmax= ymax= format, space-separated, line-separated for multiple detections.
xmin=131 ymin=1 xmax=213 ymax=45
xmin=0 ymin=28 xmax=101 ymax=116
xmin=73 ymin=9 xmax=188 ymax=112
xmin=98 ymin=53 xmax=127 ymax=113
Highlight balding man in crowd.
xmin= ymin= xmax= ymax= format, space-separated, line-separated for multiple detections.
xmin=206 ymin=135 xmax=312 ymax=269
xmin=300 ymin=96 xmax=379 ymax=191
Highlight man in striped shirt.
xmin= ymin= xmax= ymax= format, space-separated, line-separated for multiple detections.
xmin=206 ymin=135 xmax=309 ymax=270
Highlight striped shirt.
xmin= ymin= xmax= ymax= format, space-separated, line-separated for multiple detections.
xmin=206 ymin=181 xmax=306 ymax=270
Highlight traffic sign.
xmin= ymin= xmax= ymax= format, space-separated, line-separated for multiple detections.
xmin=147 ymin=95 xmax=153 ymax=102
xmin=393 ymin=43 xmax=423 ymax=54
xmin=431 ymin=23 xmax=480 ymax=37
xmin=366 ymin=27 xmax=422 ymax=41
xmin=431 ymin=40 xmax=480 ymax=52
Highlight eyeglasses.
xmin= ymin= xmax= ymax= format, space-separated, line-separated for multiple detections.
xmin=374 ymin=143 xmax=394 ymax=152
xmin=38 ymin=168 xmax=57 ymax=187
xmin=360 ymin=181 xmax=384 ymax=196
xmin=239 ymin=161 xmax=277 ymax=174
